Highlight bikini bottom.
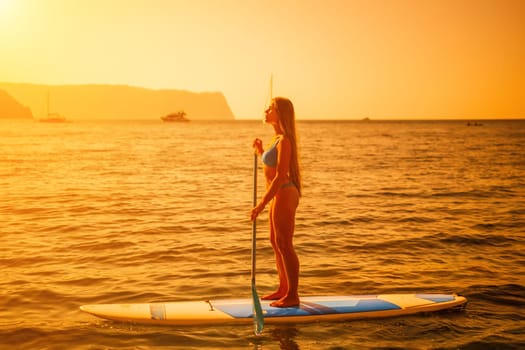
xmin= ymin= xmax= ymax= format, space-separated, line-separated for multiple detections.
xmin=280 ymin=181 xmax=296 ymax=189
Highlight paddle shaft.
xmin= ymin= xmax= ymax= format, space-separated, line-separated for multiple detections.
xmin=251 ymin=153 xmax=257 ymax=281
xmin=251 ymin=153 xmax=264 ymax=335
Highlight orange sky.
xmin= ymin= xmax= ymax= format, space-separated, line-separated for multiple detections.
xmin=0 ymin=0 xmax=523 ymax=119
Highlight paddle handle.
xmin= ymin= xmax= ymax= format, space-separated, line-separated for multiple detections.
xmin=253 ymin=153 xmax=257 ymax=207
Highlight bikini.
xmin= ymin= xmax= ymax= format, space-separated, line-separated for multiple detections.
xmin=262 ymin=138 xmax=279 ymax=167
xmin=262 ymin=137 xmax=296 ymax=189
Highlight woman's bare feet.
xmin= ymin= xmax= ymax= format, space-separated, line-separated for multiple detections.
xmin=270 ymin=295 xmax=300 ymax=308
xmin=261 ymin=290 xmax=286 ymax=300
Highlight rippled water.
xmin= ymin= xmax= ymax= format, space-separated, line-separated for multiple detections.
xmin=1 ymin=119 xmax=524 ymax=349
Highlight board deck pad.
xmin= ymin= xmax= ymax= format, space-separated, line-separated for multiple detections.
xmin=80 ymin=294 xmax=467 ymax=326
xmin=214 ymin=296 xmax=400 ymax=318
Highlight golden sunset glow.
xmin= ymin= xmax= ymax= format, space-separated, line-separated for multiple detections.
xmin=0 ymin=0 xmax=10 ymax=13
xmin=0 ymin=0 xmax=523 ymax=119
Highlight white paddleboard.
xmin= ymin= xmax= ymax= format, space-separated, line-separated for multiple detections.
xmin=80 ymin=293 xmax=467 ymax=325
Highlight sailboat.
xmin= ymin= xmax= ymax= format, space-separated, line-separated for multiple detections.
xmin=161 ymin=110 xmax=189 ymax=122
xmin=39 ymin=92 xmax=66 ymax=123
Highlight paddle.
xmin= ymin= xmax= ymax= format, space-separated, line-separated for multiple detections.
xmin=251 ymin=153 xmax=264 ymax=335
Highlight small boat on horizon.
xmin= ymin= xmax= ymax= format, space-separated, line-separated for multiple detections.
xmin=40 ymin=92 xmax=66 ymax=123
xmin=39 ymin=113 xmax=67 ymax=123
xmin=466 ymin=121 xmax=483 ymax=126
xmin=161 ymin=111 xmax=189 ymax=122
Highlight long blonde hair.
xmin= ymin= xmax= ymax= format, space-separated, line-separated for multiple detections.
xmin=274 ymin=97 xmax=302 ymax=197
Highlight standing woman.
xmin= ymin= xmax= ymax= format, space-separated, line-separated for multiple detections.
xmin=251 ymin=97 xmax=301 ymax=308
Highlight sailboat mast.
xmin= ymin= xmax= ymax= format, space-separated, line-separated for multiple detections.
xmin=270 ymin=74 xmax=273 ymax=100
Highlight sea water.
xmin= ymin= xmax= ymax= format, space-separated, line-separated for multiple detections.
xmin=1 ymin=119 xmax=524 ymax=349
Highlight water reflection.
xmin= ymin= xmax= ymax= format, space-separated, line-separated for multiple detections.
xmin=252 ymin=326 xmax=300 ymax=350
xmin=270 ymin=326 xmax=300 ymax=350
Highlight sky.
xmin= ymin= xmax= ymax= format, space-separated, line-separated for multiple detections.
xmin=0 ymin=0 xmax=523 ymax=119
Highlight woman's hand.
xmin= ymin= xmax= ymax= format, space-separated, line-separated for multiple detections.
xmin=250 ymin=201 xmax=266 ymax=221
xmin=253 ymin=138 xmax=263 ymax=156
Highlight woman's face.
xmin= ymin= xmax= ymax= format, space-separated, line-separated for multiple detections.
xmin=264 ymin=101 xmax=280 ymax=125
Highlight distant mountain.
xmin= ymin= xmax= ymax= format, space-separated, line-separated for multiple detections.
xmin=0 ymin=90 xmax=33 ymax=119
xmin=0 ymin=83 xmax=234 ymax=120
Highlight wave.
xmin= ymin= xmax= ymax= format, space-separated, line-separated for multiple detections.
xmin=464 ymin=283 xmax=525 ymax=308
xmin=332 ymin=231 xmax=519 ymax=252
xmin=439 ymin=233 xmax=519 ymax=247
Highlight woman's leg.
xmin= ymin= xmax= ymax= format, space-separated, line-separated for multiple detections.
xmin=262 ymin=201 xmax=288 ymax=300
xmin=270 ymin=187 xmax=300 ymax=307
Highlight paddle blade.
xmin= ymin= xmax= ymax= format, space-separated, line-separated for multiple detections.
xmin=252 ymin=283 xmax=264 ymax=335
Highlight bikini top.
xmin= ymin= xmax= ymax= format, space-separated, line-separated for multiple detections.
xmin=262 ymin=137 xmax=281 ymax=168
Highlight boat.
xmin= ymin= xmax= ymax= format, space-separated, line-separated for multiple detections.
xmin=161 ymin=111 xmax=189 ymax=122
xmin=466 ymin=121 xmax=483 ymax=126
xmin=39 ymin=92 xmax=66 ymax=123
xmin=40 ymin=113 xmax=66 ymax=123
xmin=80 ymin=293 xmax=467 ymax=326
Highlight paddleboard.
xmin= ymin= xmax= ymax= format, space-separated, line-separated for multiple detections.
xmin=80 ymin=293 xmax=467 ymax=325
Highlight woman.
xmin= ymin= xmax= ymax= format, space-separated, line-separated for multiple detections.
xmin=251 ymin=97 xmax=302 ymax=308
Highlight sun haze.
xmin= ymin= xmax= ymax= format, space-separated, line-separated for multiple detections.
xmin=0 ymin=0 xmax=523 ymax=119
